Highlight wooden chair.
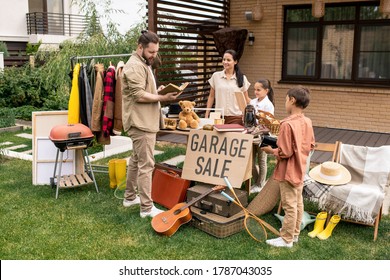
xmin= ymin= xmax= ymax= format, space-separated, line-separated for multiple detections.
xmin=278 ymin=141 xmax=385 ymax=241
xmin=325 ymin=142 xmax=390 ymax=241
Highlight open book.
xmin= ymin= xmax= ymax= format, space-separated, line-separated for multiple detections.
xmin=158 ymin=82 xmax=189 ymax=95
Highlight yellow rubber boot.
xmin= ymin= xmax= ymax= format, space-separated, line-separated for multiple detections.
xmin=317 ymin=215 xmax=341 ymax=240
xmin=115 ymin=159 xmax=127 ymax=191
xmin=108 ymin=159 xmax=118 ymax=189
xmin=308 ymin=212 xmax=328 ymax=238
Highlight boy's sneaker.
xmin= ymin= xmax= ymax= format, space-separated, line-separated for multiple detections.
xmin=140 ymin=205 xmax=163 ymax=218
xmin=250 ymin=185 xmax=262 ymax=194
xmin=123 ymin=196 xmax=140 ymax=208
xmin=279 ymin=228 xmax=299 ymax=243
xmin=266 ymin=237 xmax=293 ymax=248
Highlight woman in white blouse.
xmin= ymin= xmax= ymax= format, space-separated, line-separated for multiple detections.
xmin=206 ymin=49 xmax=251 ymax=125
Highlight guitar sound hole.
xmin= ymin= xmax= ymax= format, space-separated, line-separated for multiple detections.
xmin=174 ymin=209 xmax=182 ymax=215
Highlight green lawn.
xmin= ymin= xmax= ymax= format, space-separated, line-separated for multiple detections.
xmin=0 ymin=150 xmax=389 ymax=260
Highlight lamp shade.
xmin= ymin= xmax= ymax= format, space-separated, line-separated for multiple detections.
xmin=253 ymin=4 xmax=264 ymax=21
xmin=312 ymin=0 xmax=325 ymax=18
xmin=380 ymin=0 xmax=390 ymax=15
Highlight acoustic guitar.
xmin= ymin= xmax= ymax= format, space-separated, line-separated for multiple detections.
xmin=151 ymin=185 xmax=225 ymax=237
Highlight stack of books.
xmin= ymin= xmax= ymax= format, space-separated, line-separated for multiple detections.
xmin=213 ymin=124 xmax=246 ymax=132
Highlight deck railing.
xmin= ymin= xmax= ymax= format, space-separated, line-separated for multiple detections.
xmin=26 ymin=12 xmax=96 ymax=36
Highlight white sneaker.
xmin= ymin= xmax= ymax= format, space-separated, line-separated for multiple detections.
xmin=140 ymin=205 xmax=163 ymax=218
xmin=123 ymin=196 xmax=140 ymax=208
xmin=279 ymin=228 xmax=299 ymax=243
xmin=250 ymin=185 xmax=262 ymax=194
xmin=266 ymin=237 xmax=293 ymax=248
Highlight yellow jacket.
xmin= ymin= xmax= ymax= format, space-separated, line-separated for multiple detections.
xmin=68 ymin=63 xmax=80 ymax=124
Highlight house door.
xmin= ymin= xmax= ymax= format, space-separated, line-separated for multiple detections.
xmin=28 ymin=0 xmax=64 ymax=35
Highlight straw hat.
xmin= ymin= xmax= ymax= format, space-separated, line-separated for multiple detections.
xmin=309 ymin=161 xmax=351 ymax=185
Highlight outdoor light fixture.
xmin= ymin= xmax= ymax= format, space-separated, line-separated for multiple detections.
xmin=245 ymin=1 xmax=263 ymax=21
xmin=312 ymin=0 xmax=325 ymax=18
xmin=380 ymin=0 xmax=390 ymax=15
xmin=248 ymin=32 xmax=255 ymax=46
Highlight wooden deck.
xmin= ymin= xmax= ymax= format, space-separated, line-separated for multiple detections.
xmin=157 ymin=126 xmax=390 ymax=163
xmin=311 ymin=127 xmax=390 ymax=163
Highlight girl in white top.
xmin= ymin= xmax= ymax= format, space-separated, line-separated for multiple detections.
xmin=249 ymin=79 xmax=275 ymax=115
xmin=206 ymin=49 xmax=251 ymax=125
xmin=250 ymin=79 xmax=275 ymax=193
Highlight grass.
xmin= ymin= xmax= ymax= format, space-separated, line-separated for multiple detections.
xmin=1 ymin=148 xmax=389 ymax=260
xmin=0 ymin=128 xmax=33 ymax=153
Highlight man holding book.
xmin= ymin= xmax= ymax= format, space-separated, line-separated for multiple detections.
xmin=121 ymin=30 xmax=180 ymax=218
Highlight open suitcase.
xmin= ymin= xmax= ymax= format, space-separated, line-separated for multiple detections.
xmin=187 ymin=183 xmax=248 ymax=217
xmin=190 ymin=206 xmax=245 ymax=238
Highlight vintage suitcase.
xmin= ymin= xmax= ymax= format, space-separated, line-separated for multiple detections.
xmin=190 ymin=206 xmax=245 ymax=238
xmin=186 ymin=184 xmax=248 ymax=218
xmin=152 ymin=165 xmax=191 ymax=209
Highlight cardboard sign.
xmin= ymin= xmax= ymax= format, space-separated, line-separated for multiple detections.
xmin=182 ymin=129 xmax=253 ymax=187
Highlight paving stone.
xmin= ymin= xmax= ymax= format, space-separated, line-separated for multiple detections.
xmin=0 ymin=141 xmax=13 ymax=146
xmin=6 ymin=144 xmax=28 ymax=150
xmin=16 ymin=133 xmax=33 ymax=139
xmin=162 ymin=155 xmax=185 ymax=166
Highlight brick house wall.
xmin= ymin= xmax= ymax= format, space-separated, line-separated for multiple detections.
xmin=230 ymin=0 xmax=390 ymax=133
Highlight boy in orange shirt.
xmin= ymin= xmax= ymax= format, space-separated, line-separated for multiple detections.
xmin=261 ymin=86 xmax=315 ymax=248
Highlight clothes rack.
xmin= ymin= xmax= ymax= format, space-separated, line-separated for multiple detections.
xmin=70 ymin=53 xmax=132 ymax=69
xmin=71 ymin=53 xmax=131 ymax=62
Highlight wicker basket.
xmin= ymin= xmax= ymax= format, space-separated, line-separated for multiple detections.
xmin=267 ymin=123 xmax=280 ymax=136
xmin=256 ymin=110 xmax=280 ymax=136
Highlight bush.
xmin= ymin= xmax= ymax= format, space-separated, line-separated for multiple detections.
xmin=0 ymin=66 xmax=45 ymax=108
xmin=0 ymin=107 xmax=15 ymax=128
xmin=12 ymin=105 xmax=41 ymax=121
xmin=0 ymin=41 xmax=9 ymax=57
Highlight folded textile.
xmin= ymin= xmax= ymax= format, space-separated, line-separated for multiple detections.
xmin=303 ymin=174 xmax=332 ymax=202
xmin=318 ymin=144 xmax=390 ymax=225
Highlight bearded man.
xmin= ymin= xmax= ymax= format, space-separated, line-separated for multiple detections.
xmin=121 ymin=30 xmax=179 ymax=218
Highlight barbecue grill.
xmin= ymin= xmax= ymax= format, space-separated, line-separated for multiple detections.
xmin=49 ymin=123 xmax=98 ymax=198
xmin=49 ymin=123 xmax=94 ymax=152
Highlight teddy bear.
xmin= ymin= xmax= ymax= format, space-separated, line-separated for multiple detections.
xmin=178 ymin=100 xmax=200 ymax=129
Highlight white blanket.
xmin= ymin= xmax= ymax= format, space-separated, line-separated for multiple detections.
xmin=319 ymin=144 xmax=390 ymax=224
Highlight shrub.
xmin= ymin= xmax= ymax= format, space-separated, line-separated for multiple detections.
xmin=0 ymin=107 xmax=15 ymax=128
xmin=0 ymin=41 xmax=9 ymax=57
xmin=12 ymin=105 xmax=41 ymax=121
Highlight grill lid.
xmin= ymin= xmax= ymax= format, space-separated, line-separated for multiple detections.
xmin=49 ymin=123 xmax=93 ymax=142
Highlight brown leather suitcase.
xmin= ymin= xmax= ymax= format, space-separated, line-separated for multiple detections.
xmin=186 ymin=184 xmax=248 ymax=218
xmin=151 ymin=165 xmax=191 ymax=209
xmin=190 ymin=206 xmax=245 ymax=238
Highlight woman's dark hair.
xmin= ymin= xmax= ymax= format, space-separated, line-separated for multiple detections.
xmin=256 ymin=78 xmax=275 ymax=106
xmin=287 ymin=86 xmax=311 ymax=109
xmin=224 ymin=49 xmax=244 ymax=88
xmin=138 ymin=30 xmax=160 ymax=48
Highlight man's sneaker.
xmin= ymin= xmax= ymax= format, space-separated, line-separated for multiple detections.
xmin=140 ymin=205 xmax=163 ymax=218
xmin=266 ymin=237 xmax=293 ymax=248
xmin=123 ymin=196 xmax=140 ymax=208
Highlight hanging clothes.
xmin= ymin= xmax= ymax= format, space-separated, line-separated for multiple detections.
xmin=68 ymin=63 xmax=81 ymax=124
xmin=78 ymin=64 xmax=88 ymax=127
xmin=102 ymin=66 xmax=116 ymax=137
xmin=87 ymin=58 xmax=96 ymax=96
xmin=91 ymin=63 xmax=105 ymax=132
xmin=82 ymin=64 xmax=93 ymax=128
xmin=113 ymin=61 xmax=125 ymax=135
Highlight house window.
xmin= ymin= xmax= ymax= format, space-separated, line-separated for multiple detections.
xmin=282 ymin=2 xmax=390 ymax=86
